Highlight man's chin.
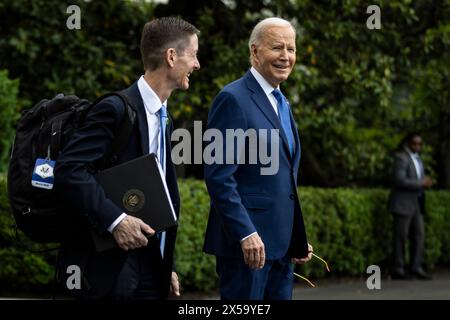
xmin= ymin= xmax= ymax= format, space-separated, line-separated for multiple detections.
xmin=277 ymin=72 xmax=291 ymax=81
xmin=182 ymin=79 xmax=190 ymax=90
xmin=176 ymin=82 xmax=190 ymax=91
xmin=269 ymin=73 xmax=289 ymax=84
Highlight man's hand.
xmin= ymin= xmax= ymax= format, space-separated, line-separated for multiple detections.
xmin=170 ymin=272 xmax=180 ymax=297
xmin=112 ymin=215 xmax=155 ymax=251
xmin=292 ymin=243 xmax=313 ymax=264
xmin=241 ymin=233 xmax=265 ymax=269
xmin=422 ymin=176 xmax=433 ymax=188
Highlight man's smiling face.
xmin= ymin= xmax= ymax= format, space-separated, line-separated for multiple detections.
xmin=251 ymin=25 xmax=296 ymax=88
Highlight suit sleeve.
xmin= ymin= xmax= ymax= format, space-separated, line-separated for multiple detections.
xmin=204 ymin=91 xmax=256 ymax=244
xmin=392 ymin=153 xmax=423 ymax=190
xmin=55 ymin=97 xmax=126 ymax=232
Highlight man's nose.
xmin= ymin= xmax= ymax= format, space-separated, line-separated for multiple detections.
xmin=194 ymin=58 xmax=201 ymax=70
xmin=279 ymin=48 xmax=289 ymax=60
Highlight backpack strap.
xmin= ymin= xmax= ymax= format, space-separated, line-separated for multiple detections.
xmin=50 ymin=119 xmax=63 ymax=159
xmin=95 ymin=92 xmax=137 ymax=169
xmin=48 ymin=95 xmax=89 ymax=160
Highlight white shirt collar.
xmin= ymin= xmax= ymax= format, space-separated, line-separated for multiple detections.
xmin=137 ymin=75 xmax=167 ymax=114
xmin=405 ymin=147 xmax=422 ymax=179
xmin=405 ymin=146 xmax=418 ymax=158
xmin=250 ymin=67 xmax=279 ymax=97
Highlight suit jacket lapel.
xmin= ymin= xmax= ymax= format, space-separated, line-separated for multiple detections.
xmin=123 ymin=82 xmax=149 ymax=155
xmin=244 ymin=70 xmax=293 ymax=162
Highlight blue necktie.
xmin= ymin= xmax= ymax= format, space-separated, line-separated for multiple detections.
xmin=272 ymin=89 xmax=295 ymax=157
xmin=158 ymin=105 xmax=167 ymax=258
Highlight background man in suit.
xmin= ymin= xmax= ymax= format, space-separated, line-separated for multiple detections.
xmin=55 ymin=17 xmax=200 ymax=299
xmin=203 ymin=17 xmax=312 ymax=300
xmin=389 ymin=133 xmax=433 ymax=280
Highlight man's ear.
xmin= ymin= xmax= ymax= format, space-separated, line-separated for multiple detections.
xmin=251 ymin=44 xmax=258 ymax=63
xmin=165 ymin=48 xmax=177 ymax=68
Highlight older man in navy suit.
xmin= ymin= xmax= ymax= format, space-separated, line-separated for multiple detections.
xmin=203 ymin=17 xmax=312 ymax=300
xmin=55 ymin=17 xmax=200 ymax=299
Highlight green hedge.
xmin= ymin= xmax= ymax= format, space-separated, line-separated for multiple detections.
xmin=0 ymin=174 xmax=56 ymax=293
xmin=1 ymin=174 xmax=449 ymax=294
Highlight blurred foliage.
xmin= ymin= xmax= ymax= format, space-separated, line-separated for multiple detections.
xmin=0 ymin=0 xmax=151 ymax=102
xmin=1 ymin=176 xmax=449 ymax=294
xmin=1 ymin=0 xmax=449 ymax=187
xmin=299 ymin=187 xmax=450 ymax=280
xmin=0 ymin=70 xmax=20 ymax=172
xmin=0 ymin=173 xmax=57 ymax=295
xmin=175 ymin=179 xmax=216 ymax=292
xmin=299 ymin=188 xmax=394 ymax=279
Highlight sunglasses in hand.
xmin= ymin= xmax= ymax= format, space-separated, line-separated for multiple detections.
xmin=293 ymin=253 xmax=330 ymax=288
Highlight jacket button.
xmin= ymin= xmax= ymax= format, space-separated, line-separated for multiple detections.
xmin=289 ymin=194 xmax=295 ymax=200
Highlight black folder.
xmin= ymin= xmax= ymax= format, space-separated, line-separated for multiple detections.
xmin=91 ymin=153 xmax=177 ymax=252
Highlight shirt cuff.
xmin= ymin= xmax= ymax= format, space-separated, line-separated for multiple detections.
xmin=240 ymin=231 xmax=257 ymax=243
xmin=107 ymin=213 xmax=127 ymax=233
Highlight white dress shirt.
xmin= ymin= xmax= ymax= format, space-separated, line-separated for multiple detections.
xmin=405 ymin=147 xmax=423 ymax=180
xmin=107 ymin=76 xmax=167 ymax=232
xmin=250 ymin=67 xmax=279 ymax=116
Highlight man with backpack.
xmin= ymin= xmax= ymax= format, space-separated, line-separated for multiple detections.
xmin=54 ymin=17 xmax=200 ymax=299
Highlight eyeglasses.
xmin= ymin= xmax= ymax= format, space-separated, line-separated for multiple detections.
xmin=293 ymin=253 xmax=330 ymax=288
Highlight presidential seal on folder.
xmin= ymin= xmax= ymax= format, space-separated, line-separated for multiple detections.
xmin=92 ymin=153 xmax=177 ymax=252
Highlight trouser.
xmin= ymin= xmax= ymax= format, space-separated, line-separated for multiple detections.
xmin=109 ymin=247 xmax=163 ymax=300
xmin=216 ymin=255 xmax=293 ymax=300
xmin=392 ymin=210 xmax=425 ymax=273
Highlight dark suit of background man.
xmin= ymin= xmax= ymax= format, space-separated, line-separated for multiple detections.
xmin=203 ymin=17 xmax=312 ymax=300
xmin=389 ymin=133 xmax=433 ymax=280
xmin=55 ymin=17 xmax=200 ymax=299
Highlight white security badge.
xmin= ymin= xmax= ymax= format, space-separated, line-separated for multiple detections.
xmin=31 ymin=158 xmax=56 ymax=189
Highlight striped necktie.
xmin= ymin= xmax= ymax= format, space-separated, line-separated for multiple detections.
xmin=272 ymin=89 xmax=295 ymax=157
xmin=158 ymin=105 xmax=167 ymax=257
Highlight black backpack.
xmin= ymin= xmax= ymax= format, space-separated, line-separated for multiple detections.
xmin=7 ymin=92 xmax=136 ymax=243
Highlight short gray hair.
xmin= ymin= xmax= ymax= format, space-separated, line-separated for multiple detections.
xmin=248 ymin=17 xmax=295 ymax=52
